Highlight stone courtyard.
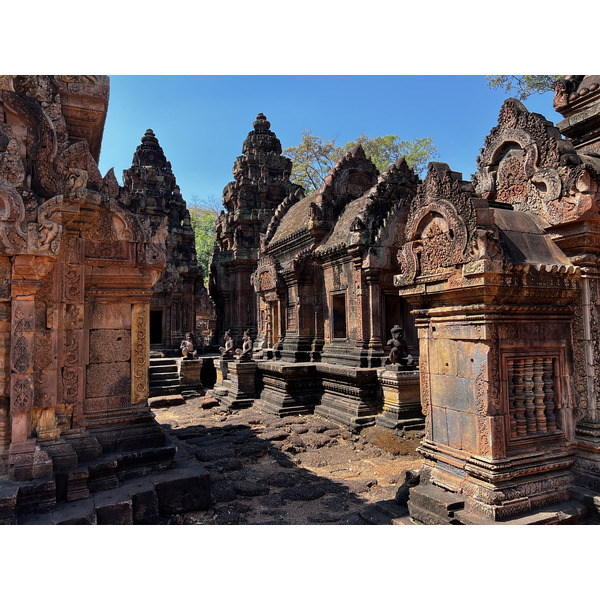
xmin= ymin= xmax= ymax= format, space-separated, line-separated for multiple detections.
xmin=151 ymin=394 xmax=422 ymax=525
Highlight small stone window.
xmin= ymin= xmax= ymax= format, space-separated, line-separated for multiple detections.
xmin=332 ymin=294 xmax=347 ymax=339
xmin=504 ymin=353 xmax=562 ymax=441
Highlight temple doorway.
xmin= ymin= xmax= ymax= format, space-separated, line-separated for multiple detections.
xmin=268 ymin=301 xmax=279 ymax=347
xmin=150 ymin=309 xmax=164 ymax=345
xmin=384 ymin=295 xmax=417 ymax=355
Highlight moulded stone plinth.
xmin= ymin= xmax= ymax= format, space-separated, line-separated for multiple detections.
xmin=214 ymin=357 xmax=233 ymax=385
xmin=375 ymin=367 xmax=423 ymax=431
xmin=212 ymin=357 xmax=232 ymax=403
xmin=179 ymin=358 xmax=203 ymax=395
xmin=219 ymin=360 xmax=258 ymax=410
xmin=314 ymin=364 xmax=380 ymax=432
xmin=254 ymin=361 xmax=320 ymax=416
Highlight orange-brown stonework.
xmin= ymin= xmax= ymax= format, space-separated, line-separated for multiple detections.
xmin=0 ymin=77 xmax=213 ymax=522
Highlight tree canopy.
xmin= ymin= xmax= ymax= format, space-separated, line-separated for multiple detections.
xmin=283 ymin=131 xmax=438 ymax=193
xmin=485 ymin=75 xmax=559 ymax=100
xmin=188 ymin=195 xmax=219 ymax=286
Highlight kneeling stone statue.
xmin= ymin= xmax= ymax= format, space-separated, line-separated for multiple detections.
xmin=387 ymin=325 xmax=414 ymax=368
xmin=235 ymin=330 xmax=254 ymax=362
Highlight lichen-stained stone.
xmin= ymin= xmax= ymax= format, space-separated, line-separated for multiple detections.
xmin=89 ymin=329 xmax=131 ymax=364
xmin=86 ymin=362 xmax=130 ymax=398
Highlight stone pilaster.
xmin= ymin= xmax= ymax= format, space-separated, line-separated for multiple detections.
xmin=131 ymin=303 xmax=150 ymax=405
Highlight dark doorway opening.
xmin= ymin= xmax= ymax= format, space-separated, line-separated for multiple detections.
xmin=384 ymin=295 xmax=418 ymax=355
xmin=332 ymin=294 xmax=347 ymax=339
xmin=150 ymin=310 xmax=163 ymax=345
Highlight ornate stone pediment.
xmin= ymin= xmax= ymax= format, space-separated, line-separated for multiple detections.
xmin=473 ymin=98 xmax=600 ymax=226
xmin=316 ymin=144 xmax=379 ymax=221
xmin=395 ymin=199 xmax=468 ymax=286
xmin=394 ymin=163 xmax=481 ymax=287
xmin=252 ymin=254 xmax=282 ymax=293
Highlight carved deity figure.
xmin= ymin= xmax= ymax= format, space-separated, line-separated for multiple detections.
xmin=235 ymin=330 xmax=254 ymax=362
xmin=219 ymin=329 xmax=235 ymax=358
xmin=180 ymin=332 xmax=197 ymax=360
xmin=387 ymin=325 xmax=414 ymax=368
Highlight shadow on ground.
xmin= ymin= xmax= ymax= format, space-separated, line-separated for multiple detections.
xmin=153 ymin=400 xmax=422 ymax=525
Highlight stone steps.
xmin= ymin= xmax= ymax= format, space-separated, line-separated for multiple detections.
xmin=15 ymin=458 xmax=211 ymax=525
xmin=3 ymin=433 xmax=211 ymax=525
xmin=149 ymin=356 xmax=183 ymax=398
xmin=356 ymin=499 xmax=409 ymax=524
xmin=149 ymin=384 xmax=182 ymax=398
xmin=150 ymin=366 xmax=179 ymax=376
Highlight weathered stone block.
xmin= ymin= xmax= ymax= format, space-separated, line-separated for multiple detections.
xmin=432 ymin=338 xmax=458 ymax=377
xmin=430 ymin=374 xmax=476 ymax=413
xmin=446 ymin=408 xmax=462 ymax=449
xmin=86 ymin=361 xmax=130 ymax=398
xmin=180 ymin=359 xmax=201 ymax=384
xmin=53 ymin=497 xmax=97 ymax=525
xmin=456 ymin=341 xmax=489 ymax=380
xmin=89 ymin=329 xmax=131 ymax=363
xmin=121 ymin=479 xmax=159 ymax=524
xmin=460 ymin=412 xmax=479 ymax=454
xmin=151 ymin=461 xmax=211 ymax=516
xmin=431 ymin=406 xmax=448 ymax=446
xmin=94 ymin=487 xmax=133 ymax=525
xmin=0 ymin=479 xmax=19 ymax=524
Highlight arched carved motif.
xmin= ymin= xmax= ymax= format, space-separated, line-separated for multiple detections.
xmin=472 ymin=97 xmax=598 ymax=226
xmin=253 ymin=254 xmax=282 ymax=293
xmin=396 ymin=199 xmax=467 ymax=285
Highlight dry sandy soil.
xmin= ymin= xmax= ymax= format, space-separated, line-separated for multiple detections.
xmin=151 ymin=394 xmax=423 ymax=525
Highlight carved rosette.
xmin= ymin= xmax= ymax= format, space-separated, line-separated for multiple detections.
xmin=10 ymin=374 xmax=33 ymax=412
xmin=62 ymin=264 xmax=83 ymax=303
xmin=131 ymin=303 xmax=149 ymax=404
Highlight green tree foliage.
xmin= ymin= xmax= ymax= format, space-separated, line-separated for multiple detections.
xmin=485 ymin=75 xmax=559 ymax=100
xmin=283 ymin=131 xmax=438 ymax=193
xmin=188 ymin=195 xmax=219 ymax=286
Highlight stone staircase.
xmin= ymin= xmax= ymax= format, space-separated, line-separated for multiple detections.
xmin=149 ymin=357 xmax=182 ymax=398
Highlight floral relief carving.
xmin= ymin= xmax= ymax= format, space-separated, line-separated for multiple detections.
xmin=11 ymin=375 xmax=33 ymax=412
xmin=131 ymin=304 xmax=149 ymax=404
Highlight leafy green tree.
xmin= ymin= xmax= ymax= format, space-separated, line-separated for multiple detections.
xmin=342 ymin=133 xmax=438 ymax=175
xmin=188 ymin=195 xmax=219 ymax=286
xmin=485 ymin=75 xmax=559 ymax=100
xmin=283 ymin=131 xmax=438 ymax=193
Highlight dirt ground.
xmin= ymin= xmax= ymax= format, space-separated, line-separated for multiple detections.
xmin=151 ymin=394 xmax=423 ymax=525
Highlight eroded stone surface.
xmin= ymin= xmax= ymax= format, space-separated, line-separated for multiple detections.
xmin=151 ymin=397 xmax=422 ymax=525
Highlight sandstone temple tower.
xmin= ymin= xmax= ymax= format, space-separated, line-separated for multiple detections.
xmin=122 ymin=129 xmax=208 ymax=350
xmin=208 ymin=113 xmax=302 ymax=347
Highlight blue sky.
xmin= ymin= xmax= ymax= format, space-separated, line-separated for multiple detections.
xmin=98 ymin=75 xmax=557 ymax=205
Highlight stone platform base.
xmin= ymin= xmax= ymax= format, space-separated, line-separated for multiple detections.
xmin=405 ymin=483 xmax=592 ymax=525
xmin=0 ymin=429 xmax=210 ymax=525
xmin=375 ymin=367 xmax=424 ymax=432
xmin=314 ymin=364 xmax=380 ymax=432
xmin=215 ymin=361 xmax=258 ymax=411
xmin=254 ymin=362 xmax=320 ymax=416
xmin=10 ymin=458 xmax=210 ymax=525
